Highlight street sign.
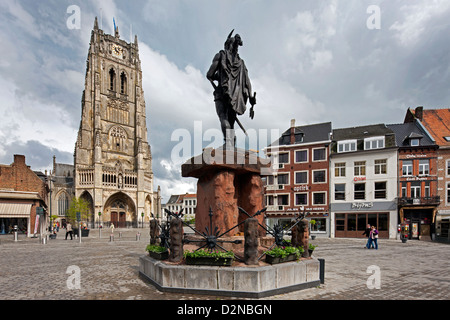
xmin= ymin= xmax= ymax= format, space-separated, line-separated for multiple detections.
xmin=76 ymin=211 xmax=81 ymax=222
xmin=36 ymin=207 xmax=44 ymax=216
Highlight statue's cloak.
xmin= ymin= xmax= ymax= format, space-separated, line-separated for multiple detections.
xmin=217 ymin=50 xmax=251 ymax=116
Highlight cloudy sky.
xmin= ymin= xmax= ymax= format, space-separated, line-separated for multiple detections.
xmin=1 ymin=0 xmax=450 ymax=203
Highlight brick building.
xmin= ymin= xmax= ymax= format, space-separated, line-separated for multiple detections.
xmin=388 ymin=116 xmax=439 ymax=241
xmin=0 ymin=155 xmax=48 ymax=236
xmin=405 ymin=107 xmax=450 ymax=242
xmin=264 ymin=120 xmax=332 ymax=237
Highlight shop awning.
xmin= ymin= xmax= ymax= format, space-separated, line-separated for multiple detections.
xmin=0 ymin=203 xmax=32 ymax=218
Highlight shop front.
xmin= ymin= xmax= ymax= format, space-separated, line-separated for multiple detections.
xmin=399 ymin=207 xmax=436 ymax=241
xmin=331 ymin=201 xmax=397 ymax=239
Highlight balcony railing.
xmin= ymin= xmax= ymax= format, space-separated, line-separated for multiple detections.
xmin=398 ymin=196 xmax=440 ymax=206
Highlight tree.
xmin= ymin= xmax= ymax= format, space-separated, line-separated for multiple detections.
xmin=67 ymin=197 xmax=90 ymax=226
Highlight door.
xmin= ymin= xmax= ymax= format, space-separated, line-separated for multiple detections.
xmin=111 ymin=212 xmax=118 ymax=228
xmin=119 ymin=212 xmax=126 ymax=228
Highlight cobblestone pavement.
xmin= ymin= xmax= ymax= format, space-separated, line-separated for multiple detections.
xmin=1 ymin=229 xmax=449 ymax=301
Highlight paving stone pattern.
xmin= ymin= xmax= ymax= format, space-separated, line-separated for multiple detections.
xmin=1 ymin=230 xmax=449 ymax=300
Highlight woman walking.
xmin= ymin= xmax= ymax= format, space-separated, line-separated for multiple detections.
xmin=370 ymin=226 xmax=379 ymax=250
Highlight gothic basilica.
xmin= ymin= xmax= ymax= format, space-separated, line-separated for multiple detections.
xmin=49 ymin=18 xmax=161 ymax=228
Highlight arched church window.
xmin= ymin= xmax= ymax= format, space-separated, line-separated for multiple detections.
xmin=109 ymin=68 xmax=116 ymax=91
xmin=120 ymin=72 xmax=127 ymax=94
xmin=109 ymin=126 xmax=127 ymax=152
xmin=57 ymin=193 xmax=69 ymax=216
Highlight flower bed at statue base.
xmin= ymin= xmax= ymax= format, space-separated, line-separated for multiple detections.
xmin=184 ymin=249 xmax=234 ymax=266
xmin=264 ymin=246 xmax=304 ymax=265
xmin=146 ymin=245 xmax=169 ymax=260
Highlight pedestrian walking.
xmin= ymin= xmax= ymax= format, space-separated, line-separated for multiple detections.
xmin=65 ymin=222 xmax=73 ymax=240
xmin=370 ymin=226 xmax=379 ymax=250
xmin=363 ymin=224 xmax=372 ymax=249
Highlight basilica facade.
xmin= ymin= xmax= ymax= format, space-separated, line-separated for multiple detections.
xmin=49 ymin=18 xmax=161 ymax=228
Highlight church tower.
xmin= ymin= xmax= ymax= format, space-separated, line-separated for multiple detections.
xmin=74 ymin=18 xmax=160 ymax=227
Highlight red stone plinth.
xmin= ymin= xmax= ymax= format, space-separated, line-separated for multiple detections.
xmin=181 ymin=148 xmax=269 ymax=237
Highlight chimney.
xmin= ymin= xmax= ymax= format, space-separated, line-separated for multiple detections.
xmin=290 ymin=119 xmax=296 ymax=144
xmin=13 ymin=154 xmax=26 ymax=165
xmin=415 ymin=106 xmax=423 ymax=121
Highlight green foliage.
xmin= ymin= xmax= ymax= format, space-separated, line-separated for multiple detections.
xmin=265 ymin=246 xmax=304 ymax=259
xmin=146 ymin=245 xmax=168 ymax=253
xmin=66 ymin=197 xmax=90 ymax=225
xmin=183 ymin=249 xmax=234 ymax=259
xmin=310 ymin=219 xmax=316 ymax=225
xmin=309 ymin=243 xmax=317 ymax=250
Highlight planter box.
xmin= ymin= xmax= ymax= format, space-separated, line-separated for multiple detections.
xmin=185 ymin=256 xmax=233 ymax=266
xmin=265 ymin=253 xmax=297 ymax=265
xmin=149 ymin=250 xmax=169 ymax=260
xmin=308 ymin=249 xmax=314 ymax=256
xmin=81 ymin=229 xmax=90 ymax=237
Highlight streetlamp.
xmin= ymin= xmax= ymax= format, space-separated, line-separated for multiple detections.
xmin=98 ymin=211 xmax=102 ymax=238
xmin=141 ymin=212 xmax=144 ymax=228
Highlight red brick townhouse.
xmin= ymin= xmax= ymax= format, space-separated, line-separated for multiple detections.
xmin=405 ymin=107 xmax=450 ymax=242
xmin=0 ymin=155 xmax=48 ymax=236
xmin=263 ymin=120 xmax=332 ymax=237
xmin=388 ymin=115 xmax=439 ymax=241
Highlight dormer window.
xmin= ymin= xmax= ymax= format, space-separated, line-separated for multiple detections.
xmin=338 ymin=140 xmax=357 ymax=153
xmin=410 ymin=138 xmax=419 ymax=146
xmin=364 ymin=136 xmax=385 ymax=150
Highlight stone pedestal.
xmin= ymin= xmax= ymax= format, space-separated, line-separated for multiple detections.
xmin=181 ymin=147 xmax=269 ymax=237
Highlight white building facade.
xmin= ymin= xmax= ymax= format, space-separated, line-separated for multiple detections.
xmin=330 ymin=124 xmax=398 ymax=239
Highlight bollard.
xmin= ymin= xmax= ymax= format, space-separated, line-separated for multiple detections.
xmin=119 ymin=232 xmax=122 ymax=239
xmin=318 ymin=258 xmax=325 ymax=284
xmin=110 ymin=234 xmax=114 ymax=242
xmin=42 ymin=235 xmax=47 ymax=245
xmin=14 ymin=231 xmax=18 ymax=242
xmin=136 ymin=232 xmax=141 ymax=241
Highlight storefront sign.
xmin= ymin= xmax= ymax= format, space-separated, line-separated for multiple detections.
xmin=293 ymin=186 xmax=309 ymax=191
xmin=405 ymin=154 xmax=427 ymax=158
xmin=351 ymin=202 xmax=374 ymax=210
xmin=353 ymin=177 xmax=366 ymax=182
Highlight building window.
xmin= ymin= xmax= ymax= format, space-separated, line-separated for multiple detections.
xmin=335 ymin=184 xmax=346 ymax=201
xmin=354 ymin=183 xmax=366 ymax=200
xmin=295 ymin=193 xmax=308 ymax=206
xmin=278 ymin=152 xmax=289 ymax=164
xmin=418 ymin=159 xmax=429 ymax=176
xmin=447 ymin=160 xmax=450 ymax=176
xmin=277 ymin=194 xmax=289 ymax=206
xmin=424 ymin=181 xmax=430 ymax=197
xmin=447 ymin=183 xmax=450 ymax=204
xmin=266 ymin=195 xmax=274 ymax=206
xmin=338 ymin=140 xmax=356 ymax=153
xmin=364 ymin=136 xmax=385 ymax=150
xmin=295 ymin=171 xmax=308 ymax=184
xmin=120 ymin=72 xmax=127 ymax=94
xmin=335 ymin=162 xmax=346 ymax=177
xmin=374 ymin=159 xmax=387 ymax=174
xmin=266 ymin=175 xmax=274 ymax=185
xmin=277 ymin=174 xmax=289 ymax=185
xmin=313 ymin=170 xmax=326 ymax=183
xmin=109 ymin=68 xmax=116 ymax=91
xmin=401 ymin=182 xmax=407 ymax=198
xmin=57 ymin=193 xmax=69 ymax=216
xmin=295 ymin=150 xmax=308 ymax=163
xmin=411 ymin=182 xmax=421 ymax=198
xmin=313 ymin=192 xmax=326 ymax=205
xmin=354 ymin=161 xmax=366 ymax=176
xmin=410 ymin=138 xmax=420 ymax=146
xmin=402 ymin=160 xmax=413 ymax=176
xmin=313 ymin=148 xmax=326 ymax=161
xmin=374 ymin=182 xmax=387 ymax=199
